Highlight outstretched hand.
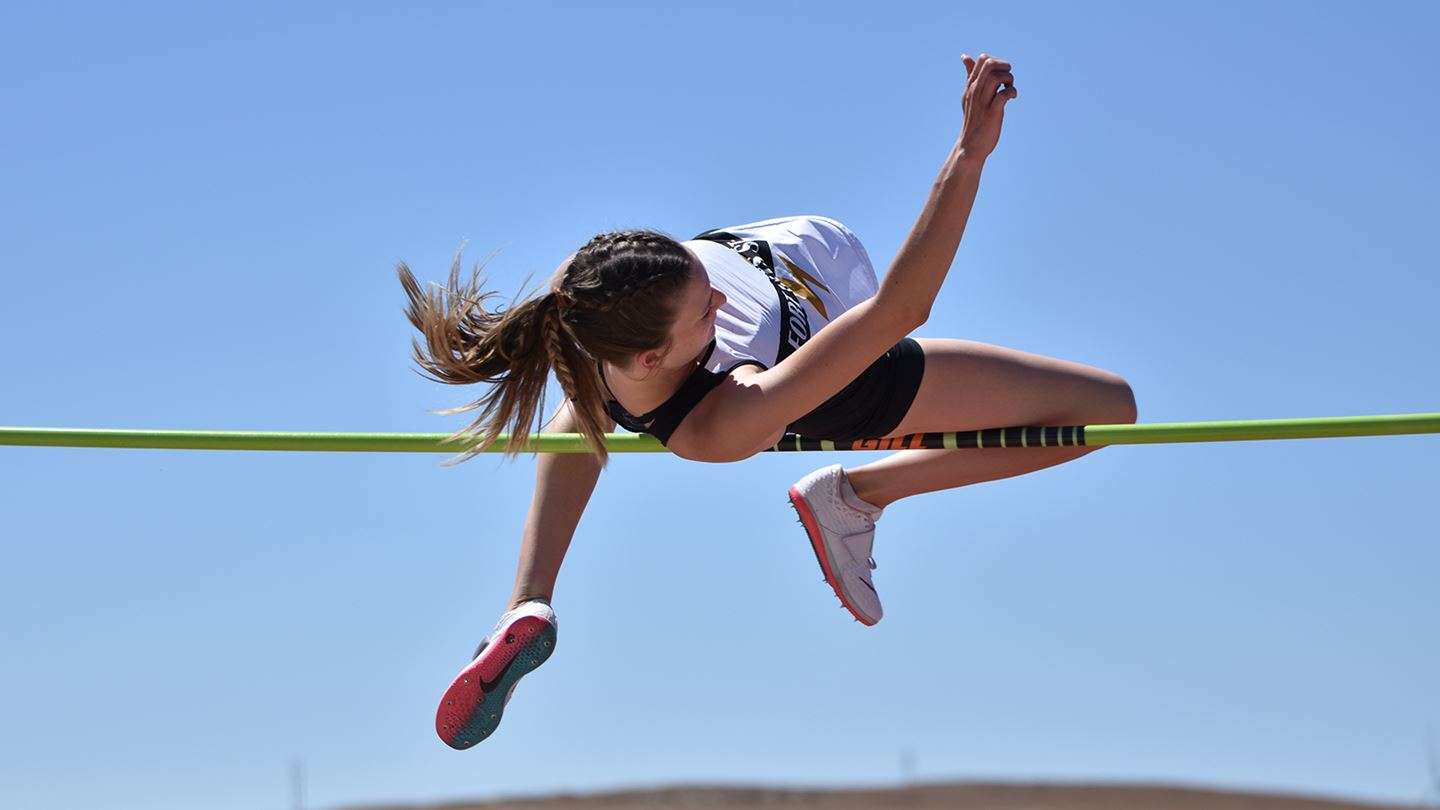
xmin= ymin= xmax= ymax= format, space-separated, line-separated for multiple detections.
xmin=958 ymin=53 xmax=1017 ymax=160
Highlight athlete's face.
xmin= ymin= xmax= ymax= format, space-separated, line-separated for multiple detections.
xmin=642 ymin=248 xmax=725 ymax=373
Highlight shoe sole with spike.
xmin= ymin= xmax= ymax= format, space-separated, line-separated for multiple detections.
xmin=435 ymin=613 xmax=556 ymax=749
xmin=787 ymin=487 xmax=880 ymax=626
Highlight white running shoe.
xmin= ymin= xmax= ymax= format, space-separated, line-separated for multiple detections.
xmin=435 ymin=599 xmax=557 ymax=749
xmin=787 ymin=463 xmax=886 ymax=626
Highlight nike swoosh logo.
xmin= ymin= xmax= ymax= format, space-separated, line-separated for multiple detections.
xmin=857 ymin=577 xmax=877 ymax=595
xmin=479 ymin=652 xmax=519 ymax=694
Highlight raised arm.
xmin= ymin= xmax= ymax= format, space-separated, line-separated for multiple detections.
xmin=506 ymin=396 xmax=612 ymax=609
xmin=689 ymin=54 xmax=1018 ymax=461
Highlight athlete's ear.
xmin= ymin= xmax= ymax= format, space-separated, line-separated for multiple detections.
xmin=637 ymin=339 xmax=675 ymax=372
xmin=638 ymin=347 xmax=664 ymax=371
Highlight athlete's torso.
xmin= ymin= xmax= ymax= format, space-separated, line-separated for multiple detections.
xmin=600 ymin=215 xmax=880 ymax=444
xmin=694 ymin=215 xmax=880 ymax=371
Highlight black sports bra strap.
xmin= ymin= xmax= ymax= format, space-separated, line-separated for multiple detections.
xmin=598 ymin=340 xmax=720 ymax=445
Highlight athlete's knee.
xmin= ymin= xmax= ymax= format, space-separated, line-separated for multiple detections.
xmin=1080 ymin=370 xmax=1137 ymax=425
xmin=1108 ymin=376 xmax=1138 ymax=424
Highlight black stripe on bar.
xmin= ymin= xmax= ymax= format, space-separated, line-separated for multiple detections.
xmin=766 ymin=426 xmax=1085 ymax=452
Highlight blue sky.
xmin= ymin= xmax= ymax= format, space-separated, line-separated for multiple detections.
xmin=2 ymin=2 xmax=1438 ymax=809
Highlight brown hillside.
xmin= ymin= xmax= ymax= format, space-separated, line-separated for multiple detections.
xmin=348 ymin=781 xmax=1416 ymax=810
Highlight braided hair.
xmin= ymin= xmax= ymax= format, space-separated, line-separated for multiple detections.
xmin=397 ymin=229 xmax=695 ymax=467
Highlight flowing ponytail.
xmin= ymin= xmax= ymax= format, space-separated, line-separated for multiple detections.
xmin=398 ymin=229 xmax=694 ymax=468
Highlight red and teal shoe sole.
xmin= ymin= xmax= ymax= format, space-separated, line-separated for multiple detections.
xmin=435 ymin=614 xmax=556 ymax=749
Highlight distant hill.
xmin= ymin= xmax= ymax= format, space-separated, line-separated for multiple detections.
xmin=347 ymin=780 xmax=1414 ymax=810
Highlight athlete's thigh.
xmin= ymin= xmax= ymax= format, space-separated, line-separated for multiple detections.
xmin=884 ymin=338 xmax=1135 ymax=437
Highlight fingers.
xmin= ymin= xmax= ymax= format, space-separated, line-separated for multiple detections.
xmin=965 ymin=54 xmax=1013 ymax=90
xmin=992 ymin=73 xmax=1015 ymax=100
xmin=975 ymin=56 xmax=1012 ymax=87
xmin=964 ymin=52 xmax=1017 ymax=106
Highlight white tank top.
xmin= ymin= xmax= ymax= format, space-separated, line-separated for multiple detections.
xmin=601 ymin=215 xmax=880 ymax=444
xmin=690 ymin=214 xmax=880 ymax=373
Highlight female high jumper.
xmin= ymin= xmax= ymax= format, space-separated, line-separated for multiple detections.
xmin=397 ymin=53 xmax=1138 ymax=749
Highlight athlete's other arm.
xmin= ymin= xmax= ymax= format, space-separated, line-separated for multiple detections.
xmin=504 ymin=257 xmax=608 ymax=609
xmin=680 ymin=53 xmax=1018 ymax=462
xmin=506 ymin=396 xmax=612 ymax=610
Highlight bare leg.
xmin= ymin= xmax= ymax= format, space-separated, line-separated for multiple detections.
xmin=844 ymin=338 xmax=1137 ymax=509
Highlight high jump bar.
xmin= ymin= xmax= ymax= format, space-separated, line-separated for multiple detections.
xmin=1 ymin=413 xmax=1437 ymax=454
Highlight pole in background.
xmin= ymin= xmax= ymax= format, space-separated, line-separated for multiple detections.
xmin=290 ymin=760 xmax=305 ymax=810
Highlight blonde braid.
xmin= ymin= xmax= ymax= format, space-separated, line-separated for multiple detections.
xmin=569 ymin=232 xmax=689 ymax=315
xmin=542 ymin=291 xmax=613 ymax=462
xmin=543 ymin=294 xmax=582 ymax=403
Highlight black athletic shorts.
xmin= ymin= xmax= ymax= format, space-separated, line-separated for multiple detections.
xmin=784 ymin=337 xmax=926 ymax=441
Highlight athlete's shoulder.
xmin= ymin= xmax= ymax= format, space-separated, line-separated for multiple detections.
xmin=665 ymin=365 xmax=781 ymax=462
